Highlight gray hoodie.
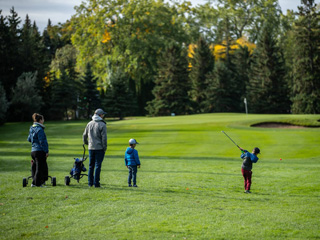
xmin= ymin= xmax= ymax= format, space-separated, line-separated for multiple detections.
xmin=83 ymin=114 xmax=107 ymax=151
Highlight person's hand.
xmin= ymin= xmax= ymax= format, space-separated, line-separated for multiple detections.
xmin=46 ymin=153 xmax=49 ymax=158
xmin=239 ymin=147 xmax=244 ymax=151
xmin=126 ymin=166 xmax=128 ymax=168
xmin=138 ymin=165 xmax=141 ymax=168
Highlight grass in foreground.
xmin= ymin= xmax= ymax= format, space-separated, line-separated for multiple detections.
xmin=0 ymin=113 xmax=319 ymax=239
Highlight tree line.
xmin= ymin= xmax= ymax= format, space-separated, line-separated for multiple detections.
xmin=0 ymin=0 xmax=319 ymax=124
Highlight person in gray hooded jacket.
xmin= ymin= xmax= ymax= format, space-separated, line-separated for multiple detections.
xmin=83 ymin=109 xmax=107 ymax=187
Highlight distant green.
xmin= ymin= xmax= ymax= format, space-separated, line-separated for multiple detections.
xmin=0 ymin=113 xmax=319 ymax=239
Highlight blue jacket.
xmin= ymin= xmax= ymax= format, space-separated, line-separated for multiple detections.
xmin=241 ymin=150 xmax=258 ymax=171
xmin=125 ymin=147 xmax=140 ymax=166
xmin=27 ymin=123 xmax=49 ymax=153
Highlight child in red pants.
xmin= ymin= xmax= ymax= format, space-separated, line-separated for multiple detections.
xmin=240 ymin=147 xmax=260 ymax=193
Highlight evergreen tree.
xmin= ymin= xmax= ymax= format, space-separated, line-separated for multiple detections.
xmin=10 ymin=72 xmax=42 ymax=121
xmin=0 ymin=82 xmax=9 ymax=124
xmin=80 ymin=64 xmax=101 ymax=119
xmin=280 ymin=10 xmax=296 ymax=109
xmin=0 ymin=12 xmax=10 ymax=95
xmin=247 ymin=21 xmax=290 ymax=113
xmin=0 ymin=8 xmax=21 ymax=98
xmin=205 ymin=60 xmax=237 ymax=112
xmin=103 ymin=70 xmax=137 ymax=120
xmin=146 ymin=44 xmax=191 ymax=116
xmin=20 ymin=15 xmax=49 ymax=92
xmin=50 ymin=70 xmax=68 ymax=120
xmin=42 ymin=19 xmax=70 ymax=61
xmin=49 ymin=45 xmax=79 ymax=119
xmin=50 ymin=68 xmax=78 ymax=120
xmin=291 ymin=0 xmax=320 ymax=113
xmin=189 ymin=37 xmax=215 ymax=113
xmin=205 ymin=49 xmax=242 ymax=112
xmin=20 ymin=15 xmax=35 ymax=73
xmin=233 ymin=45 xmax=252 ymax=112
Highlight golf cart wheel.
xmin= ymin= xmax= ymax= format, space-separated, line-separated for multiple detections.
xmin=52 ymin=177 xmax=56 ymax=186
xmin=23 ymin=178 xmax=27 ymax=187
xmin=65 ymin=176 xmax=70 ymax=186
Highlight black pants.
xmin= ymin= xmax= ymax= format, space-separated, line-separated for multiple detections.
xmin=31 ymin=151 xmax=48 ymax=186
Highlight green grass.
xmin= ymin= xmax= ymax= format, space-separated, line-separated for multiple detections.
xmin=0 ymin=113 xmax=320 ymax=239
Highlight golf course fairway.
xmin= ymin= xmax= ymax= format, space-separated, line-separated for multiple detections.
xmin=0 ymin=113 xmax=319 ymax=239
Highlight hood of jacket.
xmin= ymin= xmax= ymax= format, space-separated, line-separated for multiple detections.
xmin=126 ymin=147 xmax=134 ymax=154
xmin=32 ymin=122 xmax=45 ymax=129
xmin=92 ymin=114 xmax=103 ymax=121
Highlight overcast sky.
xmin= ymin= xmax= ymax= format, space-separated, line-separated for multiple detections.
xmin=0 ymin=0 xmax=314 ymax=32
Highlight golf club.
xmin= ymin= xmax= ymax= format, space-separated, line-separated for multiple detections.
xmin=221 ymin=131 xmax=241 ymax=150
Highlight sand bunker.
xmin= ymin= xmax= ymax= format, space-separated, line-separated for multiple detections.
xmin=251 ymin=122 xmax=306 ymax=128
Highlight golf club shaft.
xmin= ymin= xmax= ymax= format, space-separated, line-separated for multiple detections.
xmin=221 ymin=131 xmax=241 ymax=150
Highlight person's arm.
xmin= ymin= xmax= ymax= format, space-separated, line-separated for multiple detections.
xmin=134 ymin=150 xmax=141 ymax=166
xmin=27 ymin=131 xmax=32 ymax=143
xmin=250 ymin=154 xmax=259 ymax=163
xmin=83 ymin=125 xmax=88 ymax=145
xmin=101 ymin=124 xmax=107 ymax=152
xmin=239 ymin=147 xmax=247 ymax=154
xmin=125 ymin=152 xmax=128 ymax=167
xmin=240 ymin=149 xmax=248 ymax=158
xmin=38 ymin=129 xmax=49 ymax=154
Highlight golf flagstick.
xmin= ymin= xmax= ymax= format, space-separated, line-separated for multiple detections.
xmin=221 ymin=131 xmax=242 ymax=151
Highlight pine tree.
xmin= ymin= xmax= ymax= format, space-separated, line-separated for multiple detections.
xmin=50 ymin=68 xmax=78 ymax=120
xmin=205 ymin=47 xmax=242 ymax=112
xmin=80 ymin=64 xmax=101 ymax=119
xmin=20 ymin=15 xmax=34 ymax=73
xmin=146 ymin=44 xmax=191 ymax=116
xmin=103 ymin=70 xmax=137 ymax=120
xmin=205 ymin=60 xmax=237 ymax=112
xmin=20 ymin=15 xmax=48 ymax=91
xmin=0 ymin=13 xmax=9 ymax=96
xmin=291 ymin=0 xmax=320 ymax=113
xmin=233 ymin=45 xmax=252 ymax=112
xmin=1 ymin=8 xmax=21 ymax=98
xmin=10 ymin=72 xmax=42 ymax=121
xmin=189 ymin=37 xmax=215 ymax=113
xmin=247 ymin=21 xmax=290 ymax=113
xmin=0 ymin=82 xmax=9 ymax=124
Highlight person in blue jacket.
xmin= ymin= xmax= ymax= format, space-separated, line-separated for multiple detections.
xmin=240 ymin=147 xmax=260 ymax=193
xmin=27 ymin=113 xmax=49 ymax=187
xmin=125 ymin=139 xmax=141 ymax=187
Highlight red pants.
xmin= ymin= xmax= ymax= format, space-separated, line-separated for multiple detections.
xmin=241 ymin=168 xmax=252 ymax=191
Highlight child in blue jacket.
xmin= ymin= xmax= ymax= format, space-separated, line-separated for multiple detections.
xmin=125 ymin=139 xmax=141 ymax=187
xmin=240 ymin=147 xmax=260 ymax=193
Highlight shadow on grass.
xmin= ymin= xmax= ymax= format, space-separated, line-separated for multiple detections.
xmin=0 ymin=155 xmax=234 ymax=172
xmin=57 ymin=183 xmax=267 ymax=203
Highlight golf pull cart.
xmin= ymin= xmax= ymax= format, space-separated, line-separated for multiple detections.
xmin=22 ymin=160 xmax=56 ymax=187
xmin=65 ymin=144 xmax=88 ymax=186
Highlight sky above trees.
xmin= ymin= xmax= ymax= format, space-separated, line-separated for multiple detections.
xmin=0 ymin=0 xmax=305 ymax=32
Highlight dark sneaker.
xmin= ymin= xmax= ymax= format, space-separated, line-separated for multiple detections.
xmin=133 ymin=185 xmax=138 ymax=187
xmin=128 ymin=184 xmax=132 ymax=187
xmin=245 ymin=190 xmax=251 ymax=193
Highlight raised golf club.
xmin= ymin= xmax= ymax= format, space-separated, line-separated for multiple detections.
xmin=221 ymin=131 xmax=241 ymax=150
